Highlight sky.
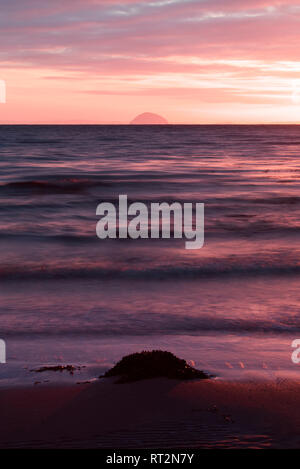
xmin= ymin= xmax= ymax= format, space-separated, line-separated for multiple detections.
xmin=1 ymin=0 xmax=300 ymax=124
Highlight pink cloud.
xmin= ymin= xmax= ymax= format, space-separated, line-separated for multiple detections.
xmin=1 ymin=0 xmax=300 ymax=123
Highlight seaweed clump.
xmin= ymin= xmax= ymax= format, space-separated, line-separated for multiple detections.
xmin=31 ymin=365 xmax=82 ymax=375
xmin=102 ymin=350 xmax=210 ymax=383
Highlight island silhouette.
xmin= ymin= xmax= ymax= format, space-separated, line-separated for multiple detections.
xmin=130 ymin=112 xmax=168 ymax=124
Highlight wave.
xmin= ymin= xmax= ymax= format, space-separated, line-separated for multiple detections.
xmin=2 ymin=314 xmax=300 ymax=337
xmin=0 ymin=221 xmax=299 ymax=242
xmin=1 ymin=261 xmax=300 ymax=281
xmin=0 ymin=179 xmax=107 ymax=195
xmin=17 ymin=139 xmax=62 ymax=145
xmin=0 ymin=175 xmax=206 ymax=195
xmin=2 ymin=177 xmax=300 ymax=211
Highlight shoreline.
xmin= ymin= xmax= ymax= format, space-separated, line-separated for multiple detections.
xmin=1 ymin=331 xmax=299 ymax=388
xmin=1 ymin=377 xmax=300 ymax=448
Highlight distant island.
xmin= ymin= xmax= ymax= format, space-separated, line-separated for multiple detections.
xmin=130 ymin=112 xmax=168 ymax=125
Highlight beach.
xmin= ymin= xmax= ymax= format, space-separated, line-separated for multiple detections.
xmin=2 ymin=0 xmax=300 ymax=452
xmin=1 ymin=377 xmax=300 ymax=449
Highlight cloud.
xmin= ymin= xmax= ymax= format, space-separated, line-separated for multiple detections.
xmin=1 ymin=0 xmax=300 ymax=66
xmin=1 ymin=0 xmax=300 ymax=122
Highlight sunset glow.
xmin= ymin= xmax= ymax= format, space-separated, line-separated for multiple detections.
xmin=1 ymin=0 xmax=300 ymax=123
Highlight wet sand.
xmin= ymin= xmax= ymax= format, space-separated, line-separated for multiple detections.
xmin=1 ymin=378 xmax=300 ymax=448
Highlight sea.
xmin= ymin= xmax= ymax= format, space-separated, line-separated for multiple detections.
xmin=1 ymin=124 xmax=300 ymax=386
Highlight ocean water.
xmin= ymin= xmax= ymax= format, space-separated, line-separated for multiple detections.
xmin=1 ymin=124 xmax=300 ymax=386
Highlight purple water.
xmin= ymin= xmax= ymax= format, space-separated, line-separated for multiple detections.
xmin=1 ymin=125 xmax=300 ymax=386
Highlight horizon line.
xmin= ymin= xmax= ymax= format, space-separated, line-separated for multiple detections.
xmin=0 ymin=122 xmax=300 ymax=126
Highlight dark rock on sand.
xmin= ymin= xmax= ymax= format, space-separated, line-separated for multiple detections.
xmin=102 ymin=350 xmax=211 ymax=383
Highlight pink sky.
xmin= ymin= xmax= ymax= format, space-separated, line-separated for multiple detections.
xmin=1 ymin=0 xmax=300 ymax=123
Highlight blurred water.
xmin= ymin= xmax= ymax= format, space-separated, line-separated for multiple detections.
xmin=1 ymin=125 xmax=300 ymax=383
